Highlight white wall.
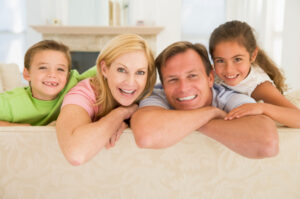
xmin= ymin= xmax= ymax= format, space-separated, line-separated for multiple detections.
xmin=26 ymin=0 xmax=181 ymax=57
xmin=125 ymin=0 xmax=181 ymax=55
xmin=153 ymin=0 xmax=181 ymax=55
xmin=25 ymin=0 xmax=300 ymax=91
xmin=281 ymin=0 xmax=300 ymax=91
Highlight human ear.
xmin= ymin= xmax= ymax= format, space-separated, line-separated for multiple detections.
xmin=23 ymin=68 xmax=31 ymax=81
xmin=250 ymin=47 xmax=259 ymax=63
xmin=100 ymin=61 xmax=108 ymax=78
xmin=208 ymin=71 xmax=214 ymax=88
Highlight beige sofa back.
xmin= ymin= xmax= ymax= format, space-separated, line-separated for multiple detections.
xmin=0 ymin=127 xmax=300 ymax=199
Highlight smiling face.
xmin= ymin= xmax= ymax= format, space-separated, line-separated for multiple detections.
xmin=212 ymin=41 xmax=257 ymax=86
xmin=101 ymin=51 xmax=148 ymax=106
xmin=23 ymin=50 xmax=69 ymax=100
xmin=161 ymin=49 xmax=214 ymax=110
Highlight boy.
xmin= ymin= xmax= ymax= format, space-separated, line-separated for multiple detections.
xmin=0 ymin=40 xmax=96 ymax=126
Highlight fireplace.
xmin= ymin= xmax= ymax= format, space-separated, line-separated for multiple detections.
xmin=71 ymin=51 xmax=99 ymax=73
xmin=31 ymin=25 xmax=163 ymax=73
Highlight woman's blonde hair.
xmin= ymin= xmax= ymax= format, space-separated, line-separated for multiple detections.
xmin=209 ymin=20 xmax=287 ymax=93
xmin=92 ymin=34 xmax=156 ymax=118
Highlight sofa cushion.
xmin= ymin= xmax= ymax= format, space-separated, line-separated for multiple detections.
xmin=0 ymin=73 xmax=3 ymax=92
xmin=0 ymin=63 xmax=23 ymax=91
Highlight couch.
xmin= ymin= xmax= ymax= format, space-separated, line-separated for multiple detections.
xmin=1 ymin=63 xmax=300 ymax=199
xmin=1 ymin=127 xmax=300 ymax=199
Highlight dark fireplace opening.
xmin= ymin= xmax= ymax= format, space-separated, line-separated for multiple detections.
xmin=71 ymin=51 xmax=100 ymax=74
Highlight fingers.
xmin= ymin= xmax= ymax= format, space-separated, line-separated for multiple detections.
xmin=105 ymin=122 xmax=128 ymax=149
xmin=225 ymin=107 xmax=257 ymax=120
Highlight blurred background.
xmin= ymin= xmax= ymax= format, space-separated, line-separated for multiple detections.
xmin=0 ymin=0 xmax=299 ymax=90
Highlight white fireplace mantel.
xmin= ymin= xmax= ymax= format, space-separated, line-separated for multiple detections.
xmin=31 ymin=25 xmax=164 ymax=53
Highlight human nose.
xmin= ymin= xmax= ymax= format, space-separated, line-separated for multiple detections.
xmin=224 ymin=62 xmax=234 ymax=73
xmin=178 ymin=79 xmax=189 ymax=92
xmin=47 ymin=69 xmax=57 ymax=78
xmin=125 ymin=73 xmax=136 ymax=86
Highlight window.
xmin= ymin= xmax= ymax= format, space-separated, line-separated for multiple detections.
xmin=181 ymin=0 xmax=226 ymax=47
xmin=0 ymin=0 xmax=26 ymax=72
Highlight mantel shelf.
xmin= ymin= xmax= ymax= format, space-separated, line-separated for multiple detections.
xmin=31 ymin=25 xmax=164 ymax=35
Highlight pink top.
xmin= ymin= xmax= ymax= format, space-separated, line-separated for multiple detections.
xmin=62 ymin=78 xmax=99 ymax=120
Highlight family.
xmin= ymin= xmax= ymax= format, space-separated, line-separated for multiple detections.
xmin=1 ymin=20 xmax=300 ymax=165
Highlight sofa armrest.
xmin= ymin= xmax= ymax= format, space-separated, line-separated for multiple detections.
xmin=0 ymin=63 xmax=24 ymax=92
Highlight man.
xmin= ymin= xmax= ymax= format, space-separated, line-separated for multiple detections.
xmin=131 ymin=41 xmax=278 ymax=159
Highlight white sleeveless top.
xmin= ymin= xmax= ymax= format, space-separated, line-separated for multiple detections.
xmin=217 ymin=65 xmax=274 ymax=96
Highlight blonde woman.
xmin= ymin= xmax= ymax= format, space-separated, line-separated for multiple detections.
xmin=56 ymin=34 xmax=156 ymax=165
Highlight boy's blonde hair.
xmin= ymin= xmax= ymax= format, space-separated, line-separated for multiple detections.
xmin=24 ymin=40 xmax=71 ymax=71
xmin=209 ymin=20 xmax=287 ymax=93
xmin=92 ymin=34 xmax=156 ymax=118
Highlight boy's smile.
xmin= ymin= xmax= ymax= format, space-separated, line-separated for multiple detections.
xmin=23 ymin=50 xmax=69 ymax=100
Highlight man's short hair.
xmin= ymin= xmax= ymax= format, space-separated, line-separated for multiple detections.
xmin=155 ymin=41 xmax=213 ymax=84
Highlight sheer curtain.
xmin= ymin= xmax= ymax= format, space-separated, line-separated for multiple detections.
xmin=181 ymin=0 xmax=226 ymax=47
xmin=226 ymin=0 xmax=285 ymax=66
xmin=0 ymin=0 xmax=26 ymax=72
xmin=181 ymin=0 xmax=285 ymax=66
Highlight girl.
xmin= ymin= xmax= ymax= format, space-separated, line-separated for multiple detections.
xmin=56 ymin=34 xmax=156 ymax=165
xmin=209 ymin=20 xmax=300 ymax=128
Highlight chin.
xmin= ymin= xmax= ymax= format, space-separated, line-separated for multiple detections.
xmin=118 ymin=99 xmax=135 ymax=107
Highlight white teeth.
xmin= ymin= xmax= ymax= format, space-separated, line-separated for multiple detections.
xmin=178 ymin=95 xmax=196 ymax=101
xmin=43 ymin=81 xmax=58 ymax=86
xmin=225 ymin=74 xmax=238 ymax=79
xmin=120 ymin=88 xmax=135 ymax=94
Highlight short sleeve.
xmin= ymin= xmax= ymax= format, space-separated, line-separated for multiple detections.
xmin=224 ymin=93 xmax=256 ymax=112
xmin=212 ymin=84 xmax=256 ymax=112
xmin=139 ymin=88 xmax=172 ymax=109
xmin=62 ymin=78 xmax=98 ymax=119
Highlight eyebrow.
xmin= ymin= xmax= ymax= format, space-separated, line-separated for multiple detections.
xmin=214 ymin=54 xmax=245 ymax=60
xmin=164 ymin=69 xmax=198 ymax=79
xmin=115 ymin=62 xmax=147 ymax=70
xmin=36 ymin=62 xmax=68 ymax=68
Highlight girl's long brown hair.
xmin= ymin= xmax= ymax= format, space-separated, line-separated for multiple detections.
xmin=209 ymin=20 xmax=287 ymax=93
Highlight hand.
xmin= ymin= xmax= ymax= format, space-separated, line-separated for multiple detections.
xmin=118 ymin=104 xmax=139 ymax=120
xmin=214 ymin=108 xmax=227 ymax=119
xmin=105 ymin=122 xmax=128 ymax=149
xmin=225 ymin=103 xmax=264 ymax=120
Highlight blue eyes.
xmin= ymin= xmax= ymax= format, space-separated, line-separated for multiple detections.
xmin=117 ymin=68 xmax=126 ymax=73
xmin=136 ymin=71 xmax=145 ymax=75
xmin=117 ymin=67 xmax=146 ymax=75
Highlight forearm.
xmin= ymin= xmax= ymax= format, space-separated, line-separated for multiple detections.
xmin=56 ymin=107 xmax=126 ymax=165
xmin=262 ymin=103 xmax=300 ymax=128
xmin=0 ymin=121 xmax=31 ymax=126
xmin=198 ymin=115 xmax=278 ymax=158
xmin=131 ymin=106 xmax=224 ymax=149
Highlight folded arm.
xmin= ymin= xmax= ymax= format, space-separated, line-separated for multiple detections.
xmin=199 ymin=114 xmax=278 ymax=158
xmin=0 ymin=121 xmax=31 ymax=126
xmin=56 ymin=104 xmax=137 ymax=166
xmin=250 ymin=81 xmax=300 ymax=128
xmin=131 ymin=106 xmax=225 ymax=149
